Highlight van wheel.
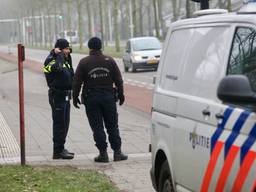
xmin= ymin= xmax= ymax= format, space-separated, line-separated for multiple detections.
xmin=158 ymin=160 xmax=174 ymax=192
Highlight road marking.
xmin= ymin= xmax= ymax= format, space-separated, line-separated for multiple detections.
xmin=124 ymin=78 xmax=154 ymax=90
xmin=0 ymin=112 xmax=20 ymax=164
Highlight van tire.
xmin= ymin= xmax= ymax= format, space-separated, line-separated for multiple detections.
xmin=158 ymin=160 xmax=174 ymax=192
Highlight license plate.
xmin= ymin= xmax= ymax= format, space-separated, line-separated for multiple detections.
xmin=147 ymin=59 xmax=157 ymax=64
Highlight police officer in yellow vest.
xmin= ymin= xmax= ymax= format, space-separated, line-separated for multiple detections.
xmin=43 ymin=39 xmax=74 ymax=159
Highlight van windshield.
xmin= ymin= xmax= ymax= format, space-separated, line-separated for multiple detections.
xmin=131 ymin=38 xmax=161 ymax=51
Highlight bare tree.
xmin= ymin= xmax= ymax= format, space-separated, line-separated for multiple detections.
xmin=227 ymin=0 xmax=232 ymax=12
xmin=113 ymin=0 xmax=120 ymax=52
xmin=158 ymin=0 xmax=164 ymax=38
xmin=171 ymin=0 xmax=178 ymax=21
xmin=103 ymin=0 xmax=109 ymax=46
xmin=86 ymin=0 xmax=93 ymax=38
xmin=76 ymin=0 xmax=84 ymax=49
xmin=99 ymin=0 xmax=104 ymax=47
xmin=138 ymin=0 xmax=144 ymax=36
xmin=153 ymin=0 xmax=160 ymax=38
xmin=186 ymin=0 xmax=191 ymax=18
xmin=132 ymin=0 xmax=137 ymax=37
xmin=67 ymin=0 xmax=72 ymax=32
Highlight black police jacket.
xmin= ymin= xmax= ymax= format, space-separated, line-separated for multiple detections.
xmin=43 ymin=50 xmax=74 ymax=90
xmin=72 ymin=50 xmax=124 ymax=100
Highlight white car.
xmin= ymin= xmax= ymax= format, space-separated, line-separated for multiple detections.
xmin=150 ymin=5 xmax=256 ymax=192
xmin=123 ymin=37 xmax=161 ymax=72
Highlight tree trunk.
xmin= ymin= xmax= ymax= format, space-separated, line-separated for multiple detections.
xmin=103 ymin=0 xmax=109 ymax=46
xmin=132 ymin=0 xmax=137 ymax=37
xmin=153 ymin=0 xmax=159 ymax=38
xmin=125 ymin=0 xmax=130 ymax=38
xmin=113 ymin=0 xmax=120 ymax=52
xmin=67 ymin=0 xmax=72 ymax=45
xmin=46 ymin=3 xmax=52 ymax=48
xmin=139 ymin=0 xmax=144 ymax=36
xmin=86 ymin=0 xmax=92 ymax=38
xmin=186 ymin=0 xmax=191 ymax=18
xmin=147 ymin=3 xmax=152 ymax=36
xmin=77 ymin=0 xmax=83 ymax=49
xmin=54 ymin=3 xmax=58 ymax=44
xmin=99 ymin=0 xmax=104 ymax=48
xmin=172 ymin=0 xmax=178 ymax=21
xmin=158 ymin=0 xmax=164 ymax=38
xmin=227 ymin=0 xmax=232 ymax=12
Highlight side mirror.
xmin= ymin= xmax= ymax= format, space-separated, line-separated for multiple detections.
xmin=217 ymin=75 xmax=256 ymax=104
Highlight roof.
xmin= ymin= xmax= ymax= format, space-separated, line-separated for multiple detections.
xmin=170 ymin=12 xmax=256 ymax=30
xmin=129 ymin=37 xmax=159 ymax=41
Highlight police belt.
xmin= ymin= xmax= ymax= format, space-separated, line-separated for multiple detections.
xmin=49 ymin=88 xmax=72 ymax=96
xmin=85 ymin=87 xmax=115 ymax=94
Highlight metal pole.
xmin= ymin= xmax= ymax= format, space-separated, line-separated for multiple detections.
xmin=42 ymin=14 xmax=45 ymax=46
xmin=18 ymin=44 xmax=25 ymax=166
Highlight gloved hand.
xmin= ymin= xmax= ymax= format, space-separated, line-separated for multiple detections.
xmin=118 ymin=94 xmax=125 ymax=106
xmin=73 ymin=97 xmax=81 ymax=109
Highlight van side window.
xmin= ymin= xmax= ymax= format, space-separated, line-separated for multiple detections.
xmin=228 ymin=27 xmax=256 ymax=91
xmin=159 ymin=29 xmax=192 ymax=90
xmin=160 ymin=26 xmax=230 ymax=99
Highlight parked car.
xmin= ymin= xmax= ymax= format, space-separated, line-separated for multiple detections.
xmin=58 ymin=30 xmax=78 ymax=44
xmin=123 ymin=37 xmax=162 ymax=72
xmin=150 ymin=6 xmax=256 ymax=192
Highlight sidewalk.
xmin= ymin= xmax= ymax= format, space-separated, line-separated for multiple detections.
xmin=0 ymin=59 xmax=155 ymax=192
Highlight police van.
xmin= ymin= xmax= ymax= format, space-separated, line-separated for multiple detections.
xmin=150 ymin=3 xmax=256 ymax=192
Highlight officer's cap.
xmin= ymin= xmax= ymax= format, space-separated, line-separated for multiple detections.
xmin=55 ymin=39 xmax=70 ymax=50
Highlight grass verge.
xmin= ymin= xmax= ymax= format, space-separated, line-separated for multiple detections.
xmin=0 ymin=165 xmax=119 ymax=192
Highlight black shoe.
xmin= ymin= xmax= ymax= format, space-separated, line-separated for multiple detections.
xmin=114 ymin=150 xmax=128 ymax=161
xmin=94 ymin=151 xmax=109 ymax=163
xmin=53 ymin=150 xmax=74 ymax=160
xmin=63 ymin=149 xmax=75 ymax=156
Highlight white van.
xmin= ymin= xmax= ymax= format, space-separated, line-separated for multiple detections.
xmin=58 ymin=30 xmax=78 ymax=44
xmin=150 ymin=5 xmax=256 ymax=192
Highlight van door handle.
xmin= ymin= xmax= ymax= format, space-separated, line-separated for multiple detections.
xmin=202 ymin=109 xmax=210 ymax=116
xmin=215 ymin=113 xmax=224 ymax=119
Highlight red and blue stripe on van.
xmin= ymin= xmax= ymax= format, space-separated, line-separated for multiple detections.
xmin=201 ymin=107 xmax=256 ymax=192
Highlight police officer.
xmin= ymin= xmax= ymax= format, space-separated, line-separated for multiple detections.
xmin=72 ymin=37 xmax=128 ymax=163
xmin=43 ymin=39 xmax=74 ymax=159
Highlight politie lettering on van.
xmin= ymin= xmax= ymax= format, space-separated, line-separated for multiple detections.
xmin=150 ymin=3 xmax=256 ymax=192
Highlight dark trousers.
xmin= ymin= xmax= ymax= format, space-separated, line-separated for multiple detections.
xmin=49 ymin=90 xmax=70 ymax=154
xmin=84 ymin=89 xmax=122 ymax=152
